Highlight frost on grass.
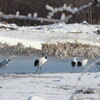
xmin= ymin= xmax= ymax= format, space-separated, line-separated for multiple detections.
xmin=0 ymin=42 xmax=100 ymax=58
xmin=0 ymin=43 xmax=41 ymax=57
xmin=42 ymin=43 xmax=100 ymax=58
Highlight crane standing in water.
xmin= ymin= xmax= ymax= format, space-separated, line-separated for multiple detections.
xmin=34 ymin=53 xmax=47 ymax=74
xmin=0 ymin=59 xmax=10 ymax=69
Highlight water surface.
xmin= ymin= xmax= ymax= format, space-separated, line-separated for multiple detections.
xmin=0 ymin=57 xmax=99 ymax=74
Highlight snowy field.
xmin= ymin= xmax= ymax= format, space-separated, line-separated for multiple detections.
xmin=0 ymin=73 xmax=100 ymax=100
xmin=0 ymin=22 xmax=100 ymax=100
xmin=0 ymin=22 xmax=100 ymax=50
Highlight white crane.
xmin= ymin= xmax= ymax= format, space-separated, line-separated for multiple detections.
xmin=34 ymin=53 xmax=47 ymax=74
xmin=95 ymin=61 xmax=100 ymax=71
xmin=71 ymin=57 xmax=77 ymax=68
xmin=0 ymin=59 xmax=10 ymax=69
xmin=77 ymin=59 xmax=88 ymax=67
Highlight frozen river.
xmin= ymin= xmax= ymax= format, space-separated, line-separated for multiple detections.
xmin=0 ymin=57 xmax=100 ymax=74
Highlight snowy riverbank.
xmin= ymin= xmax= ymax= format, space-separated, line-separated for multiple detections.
xmin=0 ymin=73 xmax=100 ymax=100
xmin=0 ymin=22 xmax=100 ymax=57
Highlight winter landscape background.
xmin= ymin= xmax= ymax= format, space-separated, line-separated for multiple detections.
xmin=0 ymin=0 xmax=100 ymax=100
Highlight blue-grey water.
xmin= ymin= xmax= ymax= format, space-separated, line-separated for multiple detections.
xmin=0 ymin=57 xmax=100 ymax=74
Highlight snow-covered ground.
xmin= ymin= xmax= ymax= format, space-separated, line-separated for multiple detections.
xmin=0 ymin=22 xmax=100 ymax=100
xmin=0 ymin=22 xmax=100 ymax=50
xmin=0 ymin=73 xmax=100 ymax=100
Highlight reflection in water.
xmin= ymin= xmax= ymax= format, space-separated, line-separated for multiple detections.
xmin=0 ymin=57 xmax=99 ymax=74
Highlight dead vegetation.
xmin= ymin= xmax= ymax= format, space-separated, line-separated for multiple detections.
xmin=75 ymin=88 xmax=94 ymax=94
xmin=0 ymin=43 xmax=41 ymax=57
xmin=0 ymin=42 xmax=100 ymax=58
xmin=0 ymin=26 xmax=16 ymax=30
xmin=42 ymin=43 xmax=100 ymax=58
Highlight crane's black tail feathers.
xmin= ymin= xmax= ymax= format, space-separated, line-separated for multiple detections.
xmin=34 ymin=59 xmax=39 ymax=67
xmin=71 ymin=62 xmax=76 ymax=67
xmin=77 ymin=62 xmax=82 ymax=67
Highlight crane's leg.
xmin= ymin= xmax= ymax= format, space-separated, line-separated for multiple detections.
xmin=35 ymin=67 xmax=39 ymax=74
xmin=1 ymin=66 xmax=5 ymax=71
xmin=96 ymin=65 xmax=100 ymax=71
xmin=39 ymin=66 xmax=43 ymax=74
xmin=4 ymin=66 xmax=6 ymax=71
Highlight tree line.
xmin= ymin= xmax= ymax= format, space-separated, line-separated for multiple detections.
xmin=0 ymin=0 xmax=99 ymax=26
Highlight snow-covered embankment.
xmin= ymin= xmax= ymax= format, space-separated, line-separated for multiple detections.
xmin=0 ymin=22 xmax=100 ymax=57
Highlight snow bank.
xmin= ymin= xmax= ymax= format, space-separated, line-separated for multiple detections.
xmin=0 ymin=36 xmax=42 ymax=50
xmin=0 ymin=22 xmax=100 ymax=57
xmin=0 ymin=73 xmax=100 ymax=100
xmin=0 ymin=22 xmax=100 ymax=49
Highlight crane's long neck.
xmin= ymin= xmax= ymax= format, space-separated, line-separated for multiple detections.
xmin=45 ymin=56 xmax=47 ymax=59
xmin=74 ymin=57 xmax=77 ymax=62
xmin=42 ymin=53 xmax=47 ymax=59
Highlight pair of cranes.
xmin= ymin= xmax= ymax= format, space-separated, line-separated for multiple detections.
xmin=71 ymin=57 xmax=100 ymax=71
xmin=71 ymin=57 xmax=88 ymax=68
xmin=0 ymin=53 xmax=47 ymax=74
